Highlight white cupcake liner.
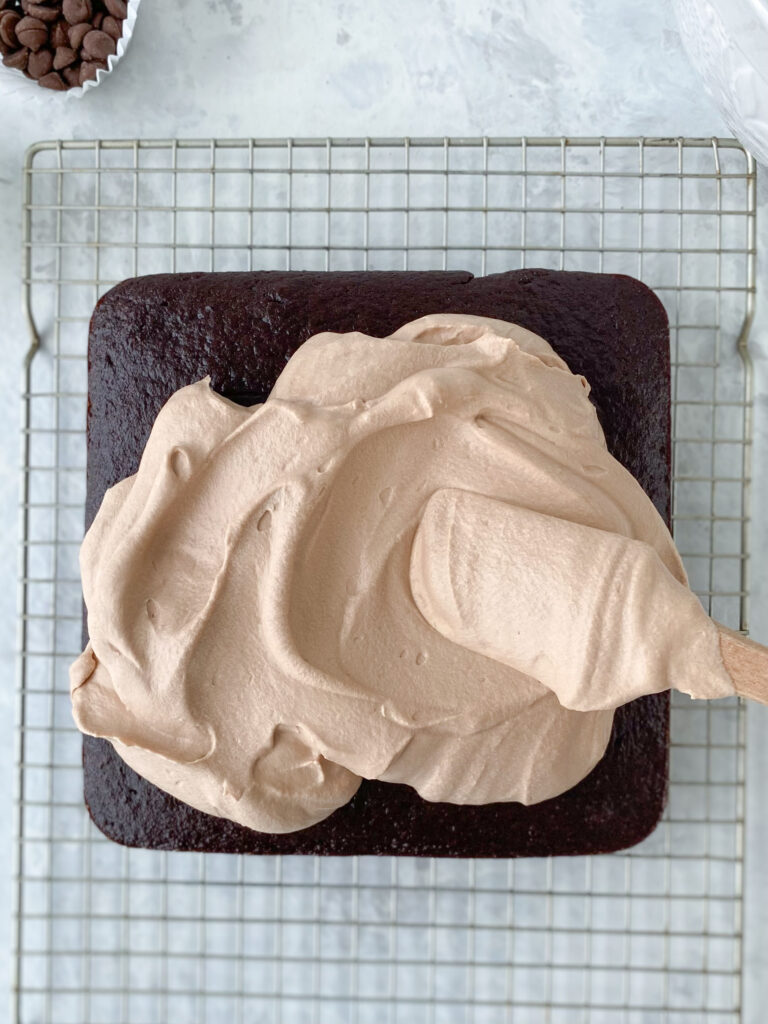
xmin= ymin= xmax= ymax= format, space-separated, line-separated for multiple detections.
xmin=0 ymin=0 xmax=141 ymax=99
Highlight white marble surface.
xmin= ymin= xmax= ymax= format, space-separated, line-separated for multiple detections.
xmin=0 ymin=0 xmax=766 ymax=1018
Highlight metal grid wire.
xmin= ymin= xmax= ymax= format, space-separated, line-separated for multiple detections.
xmin=14 ymin=137 xmax=756 ymax=1024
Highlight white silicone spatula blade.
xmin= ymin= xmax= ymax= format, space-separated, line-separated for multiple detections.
xmin=410 ymin=488 xmax=746 ymax=711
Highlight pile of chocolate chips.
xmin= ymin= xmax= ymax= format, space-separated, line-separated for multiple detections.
xmin=0 ymin=0 xmax=127 ymax=91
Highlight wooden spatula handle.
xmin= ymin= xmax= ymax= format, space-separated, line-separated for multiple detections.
xmin=718 ymin=625 xmax=768 ymax=705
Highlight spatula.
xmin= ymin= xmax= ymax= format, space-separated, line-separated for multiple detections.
xmin=410 ymin=488 xmax=768 ymax=711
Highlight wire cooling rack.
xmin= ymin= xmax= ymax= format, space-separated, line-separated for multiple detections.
xmin=15 ymin=137 xmax=757 ymax=1024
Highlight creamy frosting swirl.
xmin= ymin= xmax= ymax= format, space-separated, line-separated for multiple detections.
xmin=70 ymin=314 xmax=732 ymax=834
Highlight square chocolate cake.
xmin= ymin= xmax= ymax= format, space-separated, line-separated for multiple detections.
xmin=83 ymin=269 xmax=671 ymax=856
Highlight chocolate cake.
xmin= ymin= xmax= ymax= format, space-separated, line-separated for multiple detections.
xmin=84 ymin=268 xmax=671 ymax=857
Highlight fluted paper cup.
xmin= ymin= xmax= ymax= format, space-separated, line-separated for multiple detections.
xmin=0 ymin=0 xmax=141 ymax=99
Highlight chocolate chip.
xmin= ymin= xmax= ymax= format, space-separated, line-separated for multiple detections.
xmin=67 ymin=19 xmax=88 ymax=48
xmin=38 ymin=69 xmax=66 ymax=89
xmin=0 ymin=10 xmax=20 ymax=48
xmin=104 ymin=0 xmax=126 ymax=18
xmin=53 ymin=43 xmax=75 ymax=68
xmin=82 ymin=27 xmax=114 ymax=58
xmin=62 ymin=0 xmax=91 ymax=25
xmin=61 ymin=62 xmax=79 ymax=86
xmin=22 ymin=3 xmax=60 ymax=23
xmin=91 ymin=9 xmax=101 ymax=28
xmin=16 ymin=16 xmax=48 ymax=51
xmin=3 ymin=45 xmax=29 ymax=70
xmin=27 ymin=44 xmax=53 ymax=77
xmin=101 ymin=14 xmax=121 ymax=40
xmin=78 ymin=57 xmax=99 ymax=83
xmin=51 ymin=18 xmax=68 ymax=47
